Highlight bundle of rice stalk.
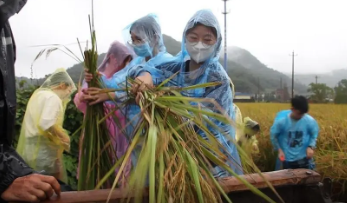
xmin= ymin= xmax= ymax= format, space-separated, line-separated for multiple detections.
xmin=76 ymin=13 xmax=116 ymax=190
xmin=94 ymin=77 xmax=279 ymax=203
xmin=31 ymin=2 xmax=116 ymax=190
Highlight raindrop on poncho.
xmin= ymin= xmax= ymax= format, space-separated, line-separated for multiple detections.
xmin=132 ymin=9 xmax=243 ymax=177
xmin=16 ymin=68 xmax=76 ymax=182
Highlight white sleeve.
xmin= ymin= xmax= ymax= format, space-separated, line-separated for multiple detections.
xmin=39 ymin=95 xmax=62 ymax=131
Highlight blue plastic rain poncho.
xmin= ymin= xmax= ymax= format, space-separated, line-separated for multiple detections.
xmin=131 ymin=9 xmax=243 ymax=177
xmin=100 ymin=14 xmax=174 ymax=167
xmin=102 ymin=14 xmax=173 ymax=134
xmin=270 ymin=110 xmax=319 ymax=170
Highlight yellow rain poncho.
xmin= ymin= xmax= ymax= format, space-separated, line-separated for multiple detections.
xmin=234 ymin=104 xmax=243 ymax=142
xmin=234 ymin=104 xmax=259 ymax=152
xmin=16 ymin=68 xmax=76 ymax=182
xmin=233 ymin=104 xmax=260 ymax=173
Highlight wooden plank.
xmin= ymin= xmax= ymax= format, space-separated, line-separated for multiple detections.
xmin=219 ymin=169 xmax=321 ymax=193
xmin=39 ymin=188 xmax=149 ymax=203
xmin=32 ymin=169 xmax=320 ymax=203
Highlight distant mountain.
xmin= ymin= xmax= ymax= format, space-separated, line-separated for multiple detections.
xmin=291 ymin=69 xmax=347 ymax=87
xmin=224 ymin=46 xmax=307 ymax=93
xmin=163 ymin=35 xmax=181 ymax=56
xmin=226 ymin=47 xmax=266 ymax=70
xmin=16 ymin=35 xmax=308 ymax=94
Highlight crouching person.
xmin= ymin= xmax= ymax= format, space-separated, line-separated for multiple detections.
xmin=234 ymin=104 xmax=260 ymax=153
xmin=234 ymin=104 xmax=260 ymax=173
xmin=16 ymin=68 xmax=76 ymax=182
xmin=241 ymin=117 xmax=260 ymax=153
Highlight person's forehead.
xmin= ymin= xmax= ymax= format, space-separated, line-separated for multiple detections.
xmin=187 ymin=25 xmax=215 ymax=37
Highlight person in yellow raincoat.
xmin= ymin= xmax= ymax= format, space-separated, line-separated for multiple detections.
xmin=234 ymin=104 xmax=260 ymax=151
xmin=16 ymin=68 xmax=76 ymax=182
xmin=233 ymin=103 xmax=260 ymax=173
xmin=229 ymin=79 xmax=259 ymax=154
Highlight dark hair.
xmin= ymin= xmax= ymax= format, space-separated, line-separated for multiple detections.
xmin=245 ymin=121 xmax=260 ymax=139
xmin=120 ymin=55 xmax=133 ymax=69
xmin=291 ymin=96 xmax=309 ymax=114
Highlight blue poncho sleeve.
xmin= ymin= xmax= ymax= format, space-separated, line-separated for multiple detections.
xmin=197 ymin=71 xmax=243 ymax=176
xmin=270 ymin=118 xmax=284 ymax=151
xmin=307 ymin=117 xmax=319 ymax=147
xmin=201 ymin=77 xmax=233 ymax=136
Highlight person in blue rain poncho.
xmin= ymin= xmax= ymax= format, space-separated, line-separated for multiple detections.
xmin=85 ymin=13 xmax=173 ymax=129
xmin=84 ymin=14 xmax=173 ymax=167
xmin=130 ymin=9 xmax=243 ymax=178
xmin=271 ymin=96 xmax=319 ymax=170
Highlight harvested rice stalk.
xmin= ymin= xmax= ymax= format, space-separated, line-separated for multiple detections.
xmin=95 ymin=79 xmax=278 ymax=203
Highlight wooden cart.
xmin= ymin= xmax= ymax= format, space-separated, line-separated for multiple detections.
xmin=22 ymin=169 xmax=337 ymax=203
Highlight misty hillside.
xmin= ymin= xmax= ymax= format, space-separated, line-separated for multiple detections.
xmin=291 ymin=69 xmax=347 ymax=87
xmin=163 ymin=35 xmax=181 ymax=56
xmin=224 ymin=46 xmax=307 ymax=93
xmin=226 ymin=47 xmax=266 ymax=70
xmin=17 ymin=34 xmax=307 ymax=93
xmin=16 ymin=53 xmax=108 ymax=88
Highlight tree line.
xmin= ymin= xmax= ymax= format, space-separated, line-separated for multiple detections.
xmin=307 ymin=79 xmax=347 ymax=104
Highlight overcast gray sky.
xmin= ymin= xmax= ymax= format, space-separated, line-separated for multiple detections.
xmin=10 ymin=0 xmax=347 ymax=78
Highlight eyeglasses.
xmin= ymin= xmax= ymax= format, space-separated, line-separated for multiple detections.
xmin=186 ymin=34 xmax=216 ymax=47
xmin=128 ymin=38 xmax=146 ymax=46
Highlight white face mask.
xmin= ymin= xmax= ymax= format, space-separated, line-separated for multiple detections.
xmin=185 ymin=41 xmax=215 ymax=64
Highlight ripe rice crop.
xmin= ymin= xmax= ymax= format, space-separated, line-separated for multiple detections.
xmin=236 ymin=103 xmax=347 ymax=199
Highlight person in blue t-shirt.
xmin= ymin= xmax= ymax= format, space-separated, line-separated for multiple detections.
xmin=270 ymin=96 xmax=319 ymax=170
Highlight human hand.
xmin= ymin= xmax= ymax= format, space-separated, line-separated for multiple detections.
xmin=278 ymin=148 xmax=285 ymax=162
xmin=61 ymin=135 xmax=70 ymax=144
xmin=84 ymin=87 xmax=101 ymax=96
xmin=89 ymin=93 xmax=110 ymax=105
xmin=131 ymin=76 xmax=154 ymax=105
xmin=131 ymin=82 xmax=145 ymax=105
xmin=84 ymin=68 xmax=102 ymax=82
xmin=84 ymin=69 xmax=93 ymax=82
xmin=1 ymin=174 xmax=61 ymax=202
xmin=79 ymin=91 xmax=88 ymax=103
xmin=84 ymin=87 xmax=113 ymax=105
xmin=306 ymin=147 xmax=314 ymax=159
xmin=62 ymin=141 xmax=71 ymax=152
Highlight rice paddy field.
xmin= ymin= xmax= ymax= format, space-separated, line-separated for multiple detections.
xmin=236 ymin=103 xmax=347 ymax=200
